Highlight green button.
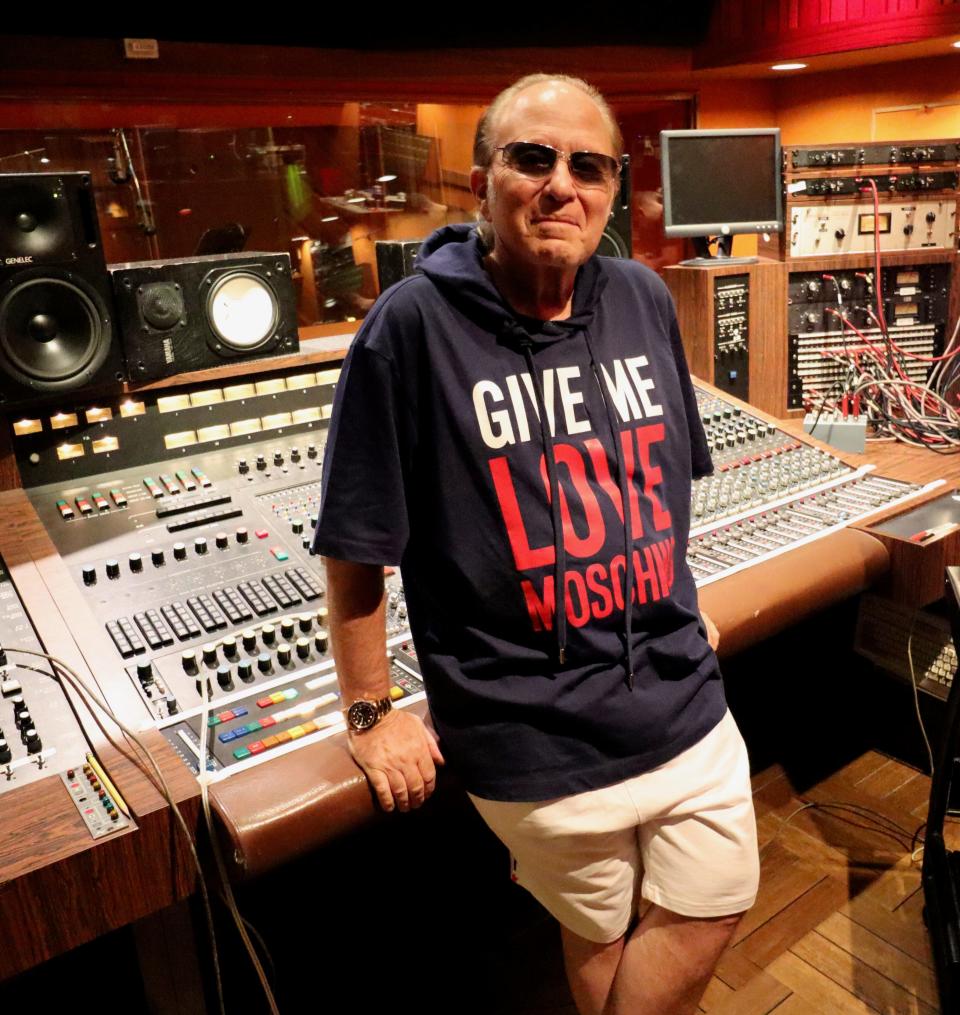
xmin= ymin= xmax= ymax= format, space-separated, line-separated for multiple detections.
xmin=284 ymin=688 xmax=298 ymax=701
xmin=233 ymin=747 xmax=251 ymax=760
xmin=208 ymin=715 xmax=221 ymax=727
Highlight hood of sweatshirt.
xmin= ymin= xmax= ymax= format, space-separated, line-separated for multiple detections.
xmin=416 ymin=223 xmax=607 ymax=347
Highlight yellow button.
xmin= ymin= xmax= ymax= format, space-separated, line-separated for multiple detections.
xmin=389 ymin=686 xmax=405 ymax=701
xmin=288 ymin=725 xmax=305 ymax=740
xmin=270 ymin=692 xmax=285 ymax=704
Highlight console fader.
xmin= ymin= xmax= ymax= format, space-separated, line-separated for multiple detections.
xmin=12 ymin=365 xmax=930 ymax=783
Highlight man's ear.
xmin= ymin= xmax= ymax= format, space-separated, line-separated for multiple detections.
xmin=470 ymin=166 xmax=490 ymax=219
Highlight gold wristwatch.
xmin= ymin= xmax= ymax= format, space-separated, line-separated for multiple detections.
xmin=345 ymin=696 xmax=393 ymax=732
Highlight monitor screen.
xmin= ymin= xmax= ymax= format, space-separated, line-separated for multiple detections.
xmin=660 ymin=129 xmax=783 ymax=238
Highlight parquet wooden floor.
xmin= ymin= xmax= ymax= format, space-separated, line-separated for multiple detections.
xmin=500 ymin=748 xmax=945 ymax=1015
xmin=701 ymin=751 xmax=939 ymax=1014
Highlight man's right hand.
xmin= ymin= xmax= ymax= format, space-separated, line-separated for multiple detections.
xmin=347 ymin=709 xmax=445 ymax=813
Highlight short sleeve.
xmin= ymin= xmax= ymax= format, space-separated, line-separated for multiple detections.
xmin=312 ymin=336 xmax=413 ymax=566
xmin=665 ymin=303 xmax=714 ymax=480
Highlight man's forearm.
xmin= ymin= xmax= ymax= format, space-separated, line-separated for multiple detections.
xmin=324 ymin=557 xmax=391 ymax=701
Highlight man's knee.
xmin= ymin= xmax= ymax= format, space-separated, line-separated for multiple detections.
xmin=643 ymin=904 xmax=746 ymax=951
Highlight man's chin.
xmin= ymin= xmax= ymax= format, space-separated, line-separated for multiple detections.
xmin=532 ymin=240 xmax=589 ymax=267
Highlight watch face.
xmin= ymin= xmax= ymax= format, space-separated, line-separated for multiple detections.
xmin=348 ymin=700 xmax=378 ymax=730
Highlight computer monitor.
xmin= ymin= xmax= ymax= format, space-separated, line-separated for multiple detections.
xmin=660 ymin=128 xmax=783 ymax=264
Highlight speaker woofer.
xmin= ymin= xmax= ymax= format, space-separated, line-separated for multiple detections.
xmin=205 ymin=270 xmax=279 ymax=352
xmin=0 ymin=272 xmax=110 ymax=389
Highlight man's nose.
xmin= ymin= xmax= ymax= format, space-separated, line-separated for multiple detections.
xmin=543 ymin=156 xmax=577 ymax=199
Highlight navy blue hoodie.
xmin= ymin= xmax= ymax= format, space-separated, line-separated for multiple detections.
xmin=314 ymin=224 xmax=726 ymax=801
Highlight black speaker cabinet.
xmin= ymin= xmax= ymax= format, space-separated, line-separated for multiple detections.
xmin=597 ymin=154 xmax=632 ymax=259
xmin=110 ymin=252 xmax=299 ymax=381
xmin=0 ymin=172 xmax=125 ymax=404
xmin=375 ymin=239 xmax=422 ymax=292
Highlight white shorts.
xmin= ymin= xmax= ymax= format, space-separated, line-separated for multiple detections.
xmin=468 ymin=710 xmax=759 ymax=943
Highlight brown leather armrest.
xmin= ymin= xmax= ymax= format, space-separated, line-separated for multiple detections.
xmin=700 ymin=527 xmax=889 ymax=658
xmin=209 ymin=700 xmax=436 ymax=880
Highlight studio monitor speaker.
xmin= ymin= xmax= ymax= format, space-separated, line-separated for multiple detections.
xmin=596 ymin=154 xmax=632 ymax=259
xmin=375 ymin=239 xmax=422 ymax=292
xmin=110 ymin=252 xmax=299 ymax=381
xmin=0 ymin=172 xmax=124 ymax=404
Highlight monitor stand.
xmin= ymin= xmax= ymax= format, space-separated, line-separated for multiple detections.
xmin=679 ymin=234 xmax=759 ymax=267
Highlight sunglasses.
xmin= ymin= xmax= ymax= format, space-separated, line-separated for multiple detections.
xmin=495 ymin=141 xmax=621 ymax=188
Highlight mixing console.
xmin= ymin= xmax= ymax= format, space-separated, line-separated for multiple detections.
xmin=0 ymin=556 xmax=104 ymax=797
xmin=12 ymin=366 xmax=931 ymax=784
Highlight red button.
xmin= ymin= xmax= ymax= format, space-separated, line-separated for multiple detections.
xmin=255 ymin=529 xmax=269 ymax=539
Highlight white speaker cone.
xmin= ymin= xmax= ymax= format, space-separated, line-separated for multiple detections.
xmin=207 ymin=272 xmax=278 ymax=350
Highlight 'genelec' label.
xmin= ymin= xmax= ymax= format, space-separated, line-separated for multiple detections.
xmin=4 ymin=256 xmax=33 ymax=265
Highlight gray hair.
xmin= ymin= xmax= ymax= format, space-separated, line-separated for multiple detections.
xmin=472 ymin=74 xmax=623 ymax=248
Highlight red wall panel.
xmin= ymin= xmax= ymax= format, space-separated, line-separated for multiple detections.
xmin=697 ymin=0 xmax=960 ymax=66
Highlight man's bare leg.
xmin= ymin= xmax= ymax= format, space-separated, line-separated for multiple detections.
xmin=561 ymin=930 xmax=624 ymax=1015
xmin=561 ymin=905 xmax=743 ymax=1015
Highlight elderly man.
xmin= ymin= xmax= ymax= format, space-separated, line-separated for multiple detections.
xmin=314 ymin=74 xmax=759 ymax=1015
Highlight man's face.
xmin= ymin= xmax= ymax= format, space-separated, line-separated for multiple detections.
xmin=472 ymin=82 xmax=618 ymax=274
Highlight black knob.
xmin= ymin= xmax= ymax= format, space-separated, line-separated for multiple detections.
xmin=0 ymin=740 xmax=10 ymax=764
xmin=11 ymin=696 xmax=24 ymax=714
xmin=238 ymin=458 xmax=249 ymax=474
xmin=277 ymin=643 xmax=292 ymax=666
xmin=237 ymin=659 xmax=254 ymax=683
xmin=202 ymin=645 xmax=218 ymax=667
xmin=291 ymin=519 xmax=303 ymax=535
xmin=834 ymin=228 xmax=845 ymax=240
xmin=222 ymin=636 xmax=239 ymax=660
xmin=215 ymin=532 xmax=229 ymax=550
xmin=298 ymin=613 xmax=313 ymax=632
xmin=257 ymin=652 xmax=273 ymax=674
xmin=256 ymin=455 xmax=267 ymax=471
xmin=290 ymin=448 xmax=301 ymax=462
xmin=307 ymin=444 xmax=318 ymax=459
xmin=194 ymin=537 xmax=208 ymax=555
xmin=236 ymin=528 xmax=249 ymax=545
xmin=296 ymin=637 xmax=310 ymax=659
xmin=261 ymin=624 xmax=276 ymax=647
xmin=105 ymin=559 xmax=120 ymax=580
xmin=129 ymin=553 xmax=143 ymax=573
xmin=904 ymin=224 xmax=914 ymax=235
xmin=24 ymin=729 xmax=41 ymax=754
xmin=195 ymin=676 xmax=213 ymax=700
xmin=302 ymin=537 xmax=312 ymax=551
xmin=280 ymin=618 xmax=295 ymax=641
xmin=182 ymin=650 xmax=199 ymax=676
xmin=216 ymin=665 xmax=233 ymax=690
xmin=314 ymin=629 xmax=329 ymax=653
xmin=173 ymin=542 xmax=187 ymax=561
xmin=15 ymin=709 xmax=31 ymax=731
xmin=927 ymin=211 xmax=937 ymax=223
xmin=152 ymin=549 xmax=165 ymax=567
xmin=136 ymin=661 xmax=153 ymax=684
xmin=82 ymin=565 xmax=97 ymax=586
xmin=242 ymin=629 xmax=257 ymax=653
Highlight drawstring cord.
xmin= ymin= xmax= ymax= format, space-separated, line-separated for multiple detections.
xmin=582 ymin=329 xmax=636 ymax=690
xmin=516 ymin=335 xmax=569 ymax=666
